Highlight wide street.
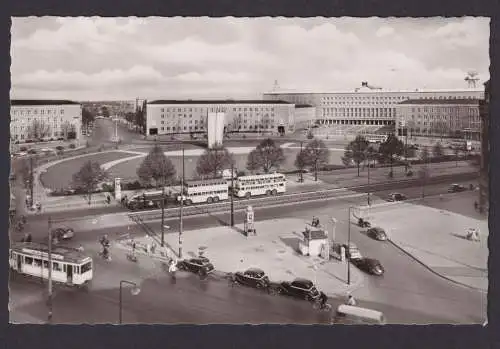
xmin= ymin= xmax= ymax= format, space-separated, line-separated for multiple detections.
xmin=10 ymin=180 xmax=486 ymax=324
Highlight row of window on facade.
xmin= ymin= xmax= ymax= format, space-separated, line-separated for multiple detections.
xmin=12 ymin=109 xmax=65 ymax=116
xmin=11 ymin=131 xmax=69 ymax=140
xmin=320 ymin=95 xmax=478 ymax=102
xmin=159 ymin=107 xmax=277 ymax=113
xmin=11 ymin=117 xmax=68 ymax=124
xmin=160 ymin=124 xmax=277 ymax=131
xmin=409 ymin=107 xmax=479 ymax=114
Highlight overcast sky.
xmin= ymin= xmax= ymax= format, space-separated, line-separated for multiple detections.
xmin=10 ymin=17 xmax=490 ymax=101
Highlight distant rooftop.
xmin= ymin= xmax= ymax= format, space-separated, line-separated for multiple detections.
xmin=399 ymin=99 xmax=480 ymax=105
xmin=148 ymin=100 xmax=293 ymax=105
xmin=11 ymin=100 xmax=81 ymax=106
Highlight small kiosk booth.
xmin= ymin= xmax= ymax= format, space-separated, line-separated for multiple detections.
xmin=299 ymin=224 xmax=329 ymax=258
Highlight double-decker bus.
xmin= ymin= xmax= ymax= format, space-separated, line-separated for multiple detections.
xmin=365 ymin=134 xmax=388 ymax=144
xmin=177 ymin=178 xmax=229 ymax=205
xmin=233 ymin=173 xmax=286 ymax=199
xmin=9 ymin=242 xmax=93 ymax=286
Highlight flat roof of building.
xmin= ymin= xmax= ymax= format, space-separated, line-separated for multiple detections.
xmin=399 ymin=99 xmax=480 ymax=105
xmin=148 ymin=100 xmax=293 ymax=105
xmin=11 ymin=100 xmax=81 ymax=106
xmin=263 ymin=88 xmax=484 ymax=95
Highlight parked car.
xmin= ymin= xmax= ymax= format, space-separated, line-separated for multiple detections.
xmin=232 ymin=268 xmax=271 ymax=290
xmin=51 ymin=227 xmax=75 ymax=241
xmin=177 ymin=257 xmax=215 ymax=276
xmin=351 ymin=258 xmax=385 ymax=276
xmin=342 ymin=243 xmax=362 ymax=260
xmin=276 ymin=278 xmax=322 ymax=302
xmin=388 ymin=192 xmax=407 ymax=202
xmin=448 ymin=184 xmax=466 ymax=193
xmin=367 ymin=227 xmax=388 ymax=241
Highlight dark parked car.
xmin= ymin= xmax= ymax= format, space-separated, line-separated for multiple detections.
xmin=448 ymin=184 xmax=466 ymax=193
xmin=51 ymin=227 xmax=75 ymax=241
xmin=351 ymin=258 xmax=385 ymax=276
xmin=367 ymin=227 xmax=388 ymax=241
xmin=177 ymin=257 xmax=215 ymax=276
xmin=388 ymin=193 xmax=407 ymax=202
xmin=276 ymin=278 xmax=321 ymax=302
xmin=232 ymin=268 xmax=271 ymax=289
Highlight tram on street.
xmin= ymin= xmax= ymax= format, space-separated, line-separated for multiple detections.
xmin=9 ymin=242 xmax=93 ymax=286
xmin=365 ymin=134 xmax=388 ymax=144
xmin=177 ymin=178 xmax=229 ymax=205
xmin=233 ymin=172 xmax=286 ymax=199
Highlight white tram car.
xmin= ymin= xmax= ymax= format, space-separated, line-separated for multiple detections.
xmin=9 ymin=242 xmax=93 ymax=286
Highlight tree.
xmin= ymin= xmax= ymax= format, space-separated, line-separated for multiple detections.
xmin=137 ymin=144 xmax=176 ymax=187
xmin=432 ymin=142 xmax=445 ymax=158
xmin=431 ymin=120 xmax=449 ymax=140
xmin=82 ymin=107 xmax=95 ymax=127
xmin=378 ymin=134 xmax=404 ymax=173
xmin=61 ymin=121 xmax=76 ymax=140
xmin=27 ymin=119 xmax=51 ymax=140
xmin=342 ymin=135 xmax=369 ymax=177
xmin=195 ymin=145 xmax=234 ymax=179
xmin=102 ymin=106 xmax=110 ymax=118
xmin=294 ymin=149 xmax=308 ymax=182
xmin=246 ymin=138 xmax=285 ymax=174
xmin=404 ymin=144 xmax=417 ymax=158
xmin=303 ymin=138 xmax=329 ymax=181
xmin=72 ymin=160 xmax=108 ymax=205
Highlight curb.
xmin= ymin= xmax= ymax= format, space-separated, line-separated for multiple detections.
xmin=387 ymin=239 xmax=487 ymax=293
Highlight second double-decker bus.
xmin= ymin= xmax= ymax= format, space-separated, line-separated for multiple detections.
xmin=9 ymin=242 xmax=93 ymax=287
xmin=233 ymin=172 xmax=286 ymax=199
xmin=177 ymin=178 xmax=229 ymax=205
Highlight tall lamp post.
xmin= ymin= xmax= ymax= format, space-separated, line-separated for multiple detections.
xmin=346 ymin=207 xmax=352 ymax=285
xmin=47 ymin=216 xmax=53 ymax=323
xmin=119 ymin=280 xmax=141 ymax=324
xmin=230 ymin=163 xmax=235 ymax=227
xmin=179 ymin=146 xmax=185 ymax=258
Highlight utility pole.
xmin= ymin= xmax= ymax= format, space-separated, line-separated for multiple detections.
xmin=47 ymin=216 xmax=53 ymax=323
xmin=230 ymin=164 xmax=235 ymax=226
xmin=179 ymin=146 xmax=184 ymax=259
xmin=347 ymin=207 xmax=351 ymax=285
xmin=300 ymin=141 xmax=304 ymax=183
xmin=29 ymin=156 xmax=34 ymax=208
xmin=160 ymin=184 xmax=165 ymax=247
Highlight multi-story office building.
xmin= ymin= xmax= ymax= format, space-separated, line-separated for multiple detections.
xmin=10 ymin=100 xmax=82 ymax=143
xmin=263 ymin=82 xmax=484 ymax=130
xmin=145 ymin=100 xmax=296 ymax=136
xmin=395 ymin=98 xmax=481 ymax=140
xmin=478 ymin=80 xmax=489 ymax=213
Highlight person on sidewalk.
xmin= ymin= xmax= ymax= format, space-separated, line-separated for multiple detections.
xmin=346 ymin=294 xmax=356 ymax=306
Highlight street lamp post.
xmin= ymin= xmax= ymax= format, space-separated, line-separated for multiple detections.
xmin=179 ymin=146 xmax=185 ymax=259
xmin=160 ymin=184 xmax=165 ymax=247
xmin=119 ymin=280 xmax=140 ymax=324
xmin=230 ymin=164 xmax=235 ymax=227
xmin=300 ymin=141 xmax=304 ymax=183
xmin=47 ymin=216 xmax=53 ymax=323
xmin=347 ymin=207 xmax=352 ymax=285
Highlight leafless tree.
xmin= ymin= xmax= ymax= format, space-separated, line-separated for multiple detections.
xmin=28 ymin=119 xmax=51 ymax=140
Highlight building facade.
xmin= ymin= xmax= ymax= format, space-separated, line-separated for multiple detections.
xmin=10 ymin=100 xmax=82 ymax=143
xmin=293 ymin=104 xmax=316 ymax=130
xmin=478 ymin=80 xmax=489 ymax=213
xmin=145 ymin=100 xmax=296 ymax=136
xmin=395 ymin=99 xmax=481 ymax=140
xmin=263 ymin=82 xmax=484 ymax=128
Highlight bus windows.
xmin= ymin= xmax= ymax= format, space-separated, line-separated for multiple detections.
xmin=53 ymin=262 xmax=62 ymax=271
xmin=25 ymin=256 xmax=33 ymax=265
xmin=43 ymin=260 xmax=49 ymax=269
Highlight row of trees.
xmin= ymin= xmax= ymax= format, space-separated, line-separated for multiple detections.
xmin=20 ymin=119 xmax=77 ymax=141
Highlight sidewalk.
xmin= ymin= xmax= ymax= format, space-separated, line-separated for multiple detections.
xmin=364 ymin=202 xmax=488 ymax=291
xmin=118 ymin=218 xmax=365 ymax=298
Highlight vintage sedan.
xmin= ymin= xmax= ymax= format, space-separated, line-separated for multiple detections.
xmin=388 ymin=192 xmax=407 ymax=202
xmin=448 ymin=184 xmax=467 ymax=193
xmin=177 ymin=257 xmax=215 ymax=276
xmin=51 ymin=227 xmax=75 ymax=241
xmin=232 ymin=268 xmax=271 ymax=289
xmin=351 ymin=258 xmax=385 ymax=276
xmin=276 ymin=278 xmax=322 ymax=302
xmin=367 ymin=227 xmax=388 ymax=241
